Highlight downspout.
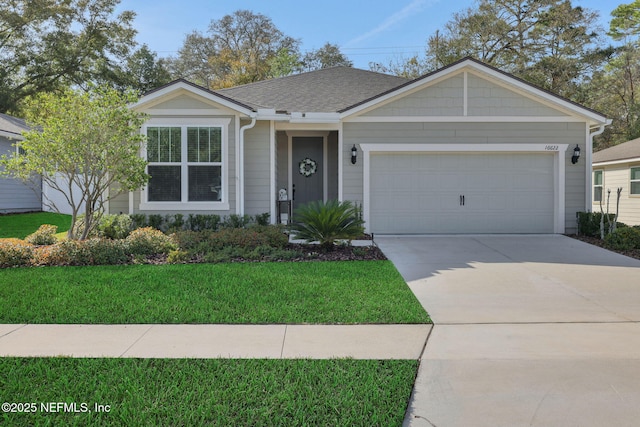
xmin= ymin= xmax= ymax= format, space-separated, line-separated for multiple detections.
xmin=238 ymin=115 xmax=257 ymax=216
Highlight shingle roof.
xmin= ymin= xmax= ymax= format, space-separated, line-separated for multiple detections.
xmin=216 ymin=67 xmax=410 ymax=113
xmin=0 ymin=113 xmax=29 ymax=137
xmin=593 ymin=138 xmax=640 ymax=163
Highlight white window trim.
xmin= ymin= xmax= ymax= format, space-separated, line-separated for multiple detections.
xmin=593 ymin=169 xmax=604 ymax=202
xmin=359 ymin=143 xmax=569 ymax=234
xmin=139 ymin=118 xmax=231 ymax=211
xmin=631 ymin=166 xmax=640 ymax=197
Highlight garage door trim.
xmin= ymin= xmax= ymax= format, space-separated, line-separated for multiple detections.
xmin=360 ymin=143 xmax=569 ymax=234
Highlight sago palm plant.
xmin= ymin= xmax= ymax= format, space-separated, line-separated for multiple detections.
xmin=290 ymin=200 xmax=365 ymax=250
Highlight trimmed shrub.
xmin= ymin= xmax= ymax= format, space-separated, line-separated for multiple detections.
xmin=576 ymin=212 xmax=617 ymax=237
xmin=96 ymin=214 xmax=133 ymax=240
xmin=32 ymin=239 xmax=129 ymax=266
xmin=604 ymin=227 xmax=640 ymax=251
xmin=0 ymin=239 xmax=34 ymax=267
xmin=187 ymin=214 xmax=220 ymax=231
xmin=167 ymin=249 xmax=190 ymax=264
xmin=84 ymin=239 xmax=129 ymax=265
xmin=32 ymin=240 xmax=88 ymax=266
xmin=129 ymin=214 xmax=148 ymax=229
xmin=221 ymin=214 xmax=252 ymax=229
xmin=125 ymin=227 xmax=176 ymax=255
xmin=25 ymin=224 xmax=58 ymax=245
xmin=172 ymin=226 xmax=288 ymax=256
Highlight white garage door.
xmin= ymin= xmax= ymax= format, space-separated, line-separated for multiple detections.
xmin=369 ymin=152 xmax=555 ymax=234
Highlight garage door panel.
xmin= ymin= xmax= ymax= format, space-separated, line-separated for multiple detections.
xmin=370 ymin=152 xmax=555 ymax=234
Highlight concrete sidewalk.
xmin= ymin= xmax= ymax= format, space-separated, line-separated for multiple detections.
xmin=0 ymin=324 xmax=431 ymax=359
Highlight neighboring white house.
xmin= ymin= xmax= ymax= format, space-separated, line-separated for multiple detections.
xmin=0 ymin=113 xmax=41 ymax=213
xmin=110 ymin=57 xmax=610 ymax=234
xmin=0 ymin=112 xmax=85 ymax=216
xmin=592 ymin=137 xmax=640 ymax=226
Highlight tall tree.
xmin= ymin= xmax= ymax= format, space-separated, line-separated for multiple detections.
xmin=0 ymin=0 xmax=138 ymax=113
xmin=0 ymin=87 xmax=149 ymax=240
xmin=113 ymin=45 xmax=172 ymax=94
xmin=169 ymin=10 xmax=300 ymax=89
xmin=302 ymin=43 xmax=353 ymax=71
xmin=422 ymin=0 xmax=606 ymax=98
xmin=586 ymin=1 xmax=640 ymax=147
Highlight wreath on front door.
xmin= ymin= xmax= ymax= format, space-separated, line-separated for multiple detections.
xmin=298 ymin=157 xmax=317 ymax=177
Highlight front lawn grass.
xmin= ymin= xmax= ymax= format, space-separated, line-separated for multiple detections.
xmin=0 ymin=358 xmax=418 ymax=426
xmin=0 ymin=212 xmax=71 ymax=239
xmin=0 ymin=261 xmax=430 ymax=324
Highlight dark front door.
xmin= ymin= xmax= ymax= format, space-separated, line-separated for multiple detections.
xmin=292 ymin=136 xmax=323 ymax=213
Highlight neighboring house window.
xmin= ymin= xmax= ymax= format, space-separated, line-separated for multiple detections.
xmin=593 ymin=170 xmax=603 ymax=202
xmin=144 ymin=122 xmax=227 ymax=208
xmin=631 ymin=167 xmax=640 ymax=196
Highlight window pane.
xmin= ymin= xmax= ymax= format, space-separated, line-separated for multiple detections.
xmin=593 ymin=170 xmax=603 ymax=185
xmin=210 ymin=128 xmax=221 ymax=162
xmin=146 ymin=128 xmax=159 ymax=162
xmin=187 ymin=127 xmax=221 ymax=163
xmin=158 ymin=128 xmax=170 ymax=162
xmin=148 ymin=166 xmax=181 ymax=201
xmin=151 ymin=128 xmax=181 ymax=163
xmin=632 ymin=182 xmax=640 ymax=195
xmin=171 ymin=128 xmax=181 ymax=162
xmin=187 ymin=128 xmax=198 ymax=162
xmin=631 ymin=168 xmax=640 ymax=181
xmin=188 ymin=166 xmax=221 ymax=201
xmin=594 ymin=187 xmax=603 ymax=202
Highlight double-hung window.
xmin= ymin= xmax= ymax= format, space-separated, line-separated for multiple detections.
xmin=142 ymin=119 xmax=229 ymax=210
xmin=631 ymin=167 xmax=640 ymax=196
xmin=593 ymin=170 xmax=603 ymax=202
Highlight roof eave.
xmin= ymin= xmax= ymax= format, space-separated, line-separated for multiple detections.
xmin=132 ymin=79 xmax=257 ymax=116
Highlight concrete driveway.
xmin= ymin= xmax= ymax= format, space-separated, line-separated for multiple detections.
xmin=376 ymin=235 xmax=640 ymax=427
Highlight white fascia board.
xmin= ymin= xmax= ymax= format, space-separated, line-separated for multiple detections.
xmin=255 ymin=109 xmax=290 ymax=121
xmin=346 ymin=116 xmax=587 ymax=123
xmin=0 ymin=130 xmax=23 ymax=140
xmin=593 ymin=158 xmax=640 ymax=167
xmin=132 ymin=81 xmax=255 ymax=116
xmin=289 ymin=112 xmax=340 ymax=123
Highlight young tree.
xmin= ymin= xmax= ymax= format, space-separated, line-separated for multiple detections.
xmin=0 ymin=87 xmax=149 ymax=240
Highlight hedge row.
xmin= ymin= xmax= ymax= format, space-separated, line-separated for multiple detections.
xmin=0 ymin=227 xmax=175 ymax=268
xmin=0 ymin=224 xmax=292 ymax=268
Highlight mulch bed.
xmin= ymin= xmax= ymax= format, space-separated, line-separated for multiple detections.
xmin=287 ymin=243 xmax=386 ymax=261
xmin=567 ymin=234 xmax=640 ymax=261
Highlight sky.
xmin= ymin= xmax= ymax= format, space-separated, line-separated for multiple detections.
xmin=116 ymin=0 xmax=623 ymax=69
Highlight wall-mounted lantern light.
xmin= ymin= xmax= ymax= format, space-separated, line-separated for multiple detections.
xmin=351 ymin=144 xmax=358 ymax=164
xmin=571 ymin=144 xmax=581 ymax=164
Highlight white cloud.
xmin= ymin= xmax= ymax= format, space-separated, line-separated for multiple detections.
xmin=345 ymin=0 xmax=438 ymax=47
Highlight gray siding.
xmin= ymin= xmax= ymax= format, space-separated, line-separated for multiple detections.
xmin=0 ymin=136 xmax=41 ymax=213
xmin=467 ymin=74 xmax=567 ymax=117
xmin=362 ymin=74 xmax=464 ymax=117
xmin=244 ymin=121 xmax=271 ymax=216
xmin=344 ymin=121 xmax=586 ymax=233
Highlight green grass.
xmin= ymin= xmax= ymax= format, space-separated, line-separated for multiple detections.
xmin=0 ymin=212 xmax=72 ymax=239
xmin=0 ymin=358 xmax=418 ymax=426
xmin=0 ymin=261 xmax=430 ymax=324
